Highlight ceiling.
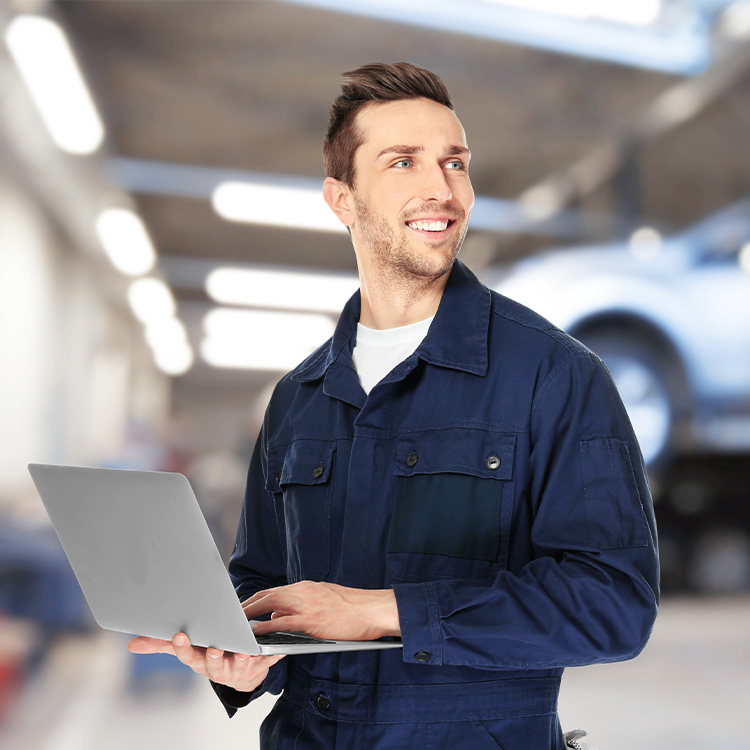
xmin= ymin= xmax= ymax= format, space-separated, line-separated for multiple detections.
xmin=4 ymin=0 xmax=750 ymax=387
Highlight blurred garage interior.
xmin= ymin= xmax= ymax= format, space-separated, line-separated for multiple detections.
xmin=0 ymin=1 xmax=749 ymax=747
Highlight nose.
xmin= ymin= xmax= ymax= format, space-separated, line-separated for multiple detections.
xmin=418 ymin=164 xmax=453 ymax=203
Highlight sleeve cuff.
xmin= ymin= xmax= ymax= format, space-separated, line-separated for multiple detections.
xmin=210 ymin=658 xmax=287 ymax=717
xmin=393 ymin=581 xmax=444 ymax=666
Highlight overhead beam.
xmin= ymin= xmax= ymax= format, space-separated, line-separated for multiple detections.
xmin=517 ymin=35 xmax=750 ymax=218
xmin=107 ymin=156 xmax=618 ymax=240
xmin=276 ymin=0 xmax=712 ymax=74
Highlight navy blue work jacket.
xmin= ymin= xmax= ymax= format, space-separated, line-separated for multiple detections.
xmin=216 ymin=260 xmax=659 ymax=750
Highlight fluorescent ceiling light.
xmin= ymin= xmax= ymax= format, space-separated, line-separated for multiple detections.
xmin=202 ymin=308 xmax=335 ymax=371
xmin=518 ymin=183 xmax=565 ymax=221
xmin=95 ymin=208 xmax=156 ymax=276
xmin=128 ymin=280 xmax=193 ymax=375
xmin=152 ymin=340 xmax=194 ymax=376
xmin=206 ymin=267 xmax=359 ymax=313
xmin=279 ymin=0 xmax=704 ymax=74
xmin=145 ymin=316 xmax=188 ymax=351
xmin=601 ymin=1 xmax=661 ymax=27
xmin=4 ymin=15 xmax=104 ymax=154
xmin=647 ymin=85 xmax=703 ymax=129
xmin=212 ymin=182 xmax=346 ymax=233
xmin=720 ymin=1 xmax=750 ymax=39
xmin=739 ymin=242 xmax=750 ymax=274
xmin=485 ymin=0 xmax=586 ymax=18
xmin=629 ymin=226 xmax=663 ymax=260
xmin=486 ymin=0 xmax=661 ymax=26
xmin=127 ymin=278 xmax=176 ymax=324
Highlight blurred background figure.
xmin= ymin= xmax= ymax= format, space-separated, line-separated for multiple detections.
xmin=0 ymin=1 xmax=748 ymax=747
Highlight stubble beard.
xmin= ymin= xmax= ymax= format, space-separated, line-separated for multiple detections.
xmin=353 ymin=194 xmax=468 ymax=285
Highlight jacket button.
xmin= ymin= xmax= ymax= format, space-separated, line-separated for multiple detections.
xmin=316 ymin=694 xmax=330 ymax=710
xmin=312 ymin=465 xmax=324 ymax=479
xmin=486 ymin=455 xmax=501 ymax=470
xmin=406 ymin=452 xmax=419 ymax=468
xmin=414 ymin=651 xmax=430 ymax=662
xmin=275 ymin=470 xmax=282 ymax=484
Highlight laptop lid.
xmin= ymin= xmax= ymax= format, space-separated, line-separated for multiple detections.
xmin=27 ymin=464 xmax=401 ymax=656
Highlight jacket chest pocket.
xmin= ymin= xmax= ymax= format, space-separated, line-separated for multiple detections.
xmin=387 ymin=429 xmax=516 ymax=583
xmin=267 ymin=440 xmax=335 ymax=582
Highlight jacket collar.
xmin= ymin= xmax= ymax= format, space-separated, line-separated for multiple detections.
xmin=291 ymin=259 xmax=491 ymax=384
xmin=416 ymin=259 xmax=490 ymax=376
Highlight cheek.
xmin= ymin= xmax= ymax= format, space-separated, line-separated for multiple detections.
xmin=457 ymin=183 xmax=475 ymax=213
xmin=445 ymin=173 xmax=473 ymax=205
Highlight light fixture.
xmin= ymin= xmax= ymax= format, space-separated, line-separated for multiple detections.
xmin=95 ymin=208 xmax=157 ymax=276
xmin=206 ymin=266 xmax=359 ymax=313
xmin=152 ymin=339 xmax=194 ymax=376
xmin=144 ymin=316 xmax=187 ymax=351
xmin=127 ymin=279 xmax=193 ymax=375
xmin=201 ymin=308 xmax=335 ymax=371
xmin=629 ymin=227 xmax=663 ymax=260
xmin=143 ymin=314 xmax=194 ymax=376
xmin=594 ymin=0 xmax=661 ymax=26
xmin=127 ymin=278 xmax=176 ymax=324
xmin=4 ymin=15 xmax=105 ymax=154
xmin=212 ymin=182 xmax=347 ymax=233
xmin=278 ymin=0 xmax=704 ymax=74
xmin=647 ymin=85 xmax=703 ymax=130
xmin=739 ymin=242 xmax=750 ymax=274
xmin=518 ymin=183 xmax=565 ymax=221
xmin=485 ymin=0 xmax=585 ymax=17
xmin=720 ymin=1 xmax=750 ymax=39
xmin=484 ymin=0 xmax=661 ymax=26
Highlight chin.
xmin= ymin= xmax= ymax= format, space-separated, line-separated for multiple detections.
xmin=398 ymin=247 xmax=458 ymax=280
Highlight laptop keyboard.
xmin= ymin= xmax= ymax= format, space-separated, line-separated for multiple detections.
xmin=255 ymin=632 xmax=336 ymax=645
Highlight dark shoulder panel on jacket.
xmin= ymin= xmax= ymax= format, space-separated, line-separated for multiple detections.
xmin=489 ymin=289 xmax=592 ymax=360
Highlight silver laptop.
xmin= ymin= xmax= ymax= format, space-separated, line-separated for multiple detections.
xmin=27 ymin=463 xmax=402 ymax=656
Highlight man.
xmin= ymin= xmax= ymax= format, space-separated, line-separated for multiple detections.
xmin=130 ymin=62 xmax=659 ymax=749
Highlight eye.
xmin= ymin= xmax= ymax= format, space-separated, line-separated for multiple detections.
xmin=393 ymin=158 xmax=412 ymax=168
xmin=445 ymin=159 xmax=466 ymax=171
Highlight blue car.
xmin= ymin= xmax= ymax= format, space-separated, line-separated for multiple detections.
xmin=490 ymin=198 xmax=750 ymax=469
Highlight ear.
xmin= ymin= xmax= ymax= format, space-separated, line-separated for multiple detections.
xmin=323 ymin=177 xmax=354 ymax=228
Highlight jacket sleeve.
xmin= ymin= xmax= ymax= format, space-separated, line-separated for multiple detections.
xmin=393 ymin=350 xmax=660 ymax=670
xmin=212 ymin=423 xmax=289 ymax=717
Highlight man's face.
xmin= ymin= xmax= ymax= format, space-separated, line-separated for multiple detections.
xmin=347 ymin=98 xmax=474 ymax=281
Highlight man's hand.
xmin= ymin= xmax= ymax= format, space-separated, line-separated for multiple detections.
xmin=127 ymin=633 xmax=285 ymax=693
xmin=242 ymin=581 xmax=401 ymax=641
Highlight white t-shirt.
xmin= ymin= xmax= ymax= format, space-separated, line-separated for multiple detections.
xmin=352 ymin=316 xmax=434 ymax=395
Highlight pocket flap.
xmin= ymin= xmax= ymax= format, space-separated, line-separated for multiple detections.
xmin=266 ymin=440 xmax=335 ymax=491
xmin=394 ymin=429 xmax=516 ymax=481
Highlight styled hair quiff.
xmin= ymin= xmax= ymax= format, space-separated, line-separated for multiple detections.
xmin=323 ymin=62 xmax=454 ymax=187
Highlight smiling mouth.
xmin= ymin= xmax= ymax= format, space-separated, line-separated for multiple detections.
xmin=405 ymin=219 xmax=455 ymax=232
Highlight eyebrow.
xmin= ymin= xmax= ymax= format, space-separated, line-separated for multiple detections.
xmin=376 ymin=144 xmax=471 ymax=159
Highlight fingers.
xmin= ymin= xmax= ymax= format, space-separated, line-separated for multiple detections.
xmin=240 ymin=588 xmax=268 ymax=606
xmin=241 ymin=590 xmax=279 ymax=619
xmin=169 ymin=633 xmax=285 ymax=691
xmin=241 ymin=583 xmax=311 ymax=619
xmin=172 ymin=632 xmax=211 ymax=672
xmin=127 ymin=636 xmax=176 ymax=655
xmin=251 ymin=615 xmax=302 ymax=636
xmin=244 ymin=583 xmax=400 ymax=641
xmin=128 ymin=632 xmax=283 ymax=692
xmin=208 ymin=650 xmax=285 ymax=688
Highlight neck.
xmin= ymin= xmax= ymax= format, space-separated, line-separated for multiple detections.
xmin=357 ymin=262 xmax=451 ymax=329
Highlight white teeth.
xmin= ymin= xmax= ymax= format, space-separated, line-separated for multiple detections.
xmin=407 ymin=220 xmax=449 ymax=232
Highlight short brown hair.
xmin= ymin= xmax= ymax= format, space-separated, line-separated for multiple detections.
xmin=324 ymin=62 xmax=454 ymax=186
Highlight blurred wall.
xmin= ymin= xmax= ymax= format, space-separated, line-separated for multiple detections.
xmin=0 ymin=174 xmax=169 ymax=510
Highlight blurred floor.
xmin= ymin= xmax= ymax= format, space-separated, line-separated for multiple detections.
xmin=558 ymin=595 xmax=749 ymax=749
xmin=0 ymin=595 xmax=747 ymax=750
